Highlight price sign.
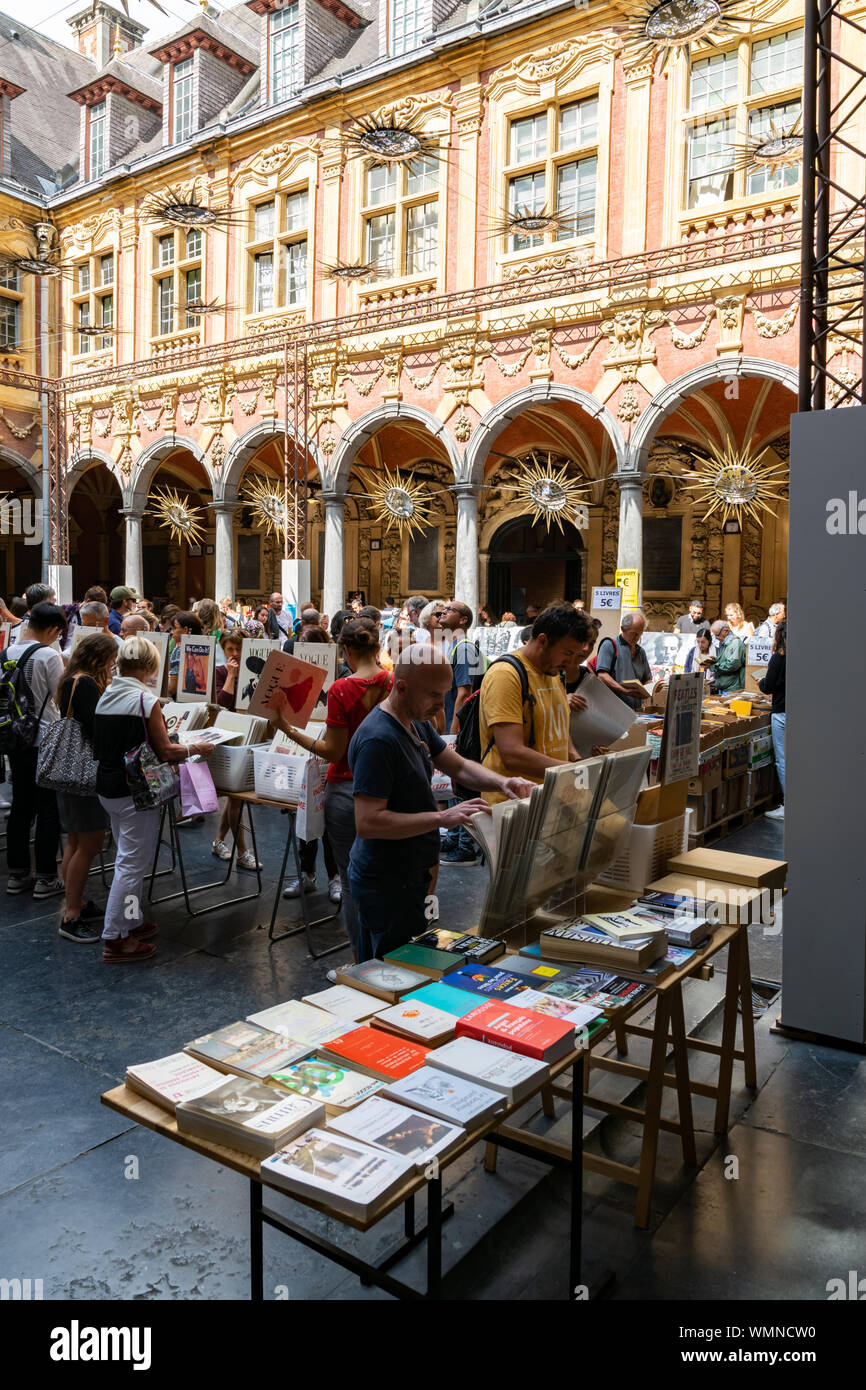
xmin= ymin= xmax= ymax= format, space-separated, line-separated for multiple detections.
xmin=615 ymin=569 xmax=640 ymax=609
xmin=592 ymin=586 xmax=622 ymax=611
xmin=746 ymin=637 xmax=772 ymax=666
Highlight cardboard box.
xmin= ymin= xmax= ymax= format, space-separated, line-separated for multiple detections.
xmin=687 ymin=792 xmax=713 ymax=831
xmin=687 ymin=747 xmax=723 ymax=795
xmin=723 ymin=735 xmax=750 ymax=779
xmin=666 ymin=848 xmax=788 ymax=892
xmin=725 ymin=774 xmax=748 ymax=814
xmin=748 ymin=732 xmax=773 ymax=770
xmin=634 ymin=778 xmax=689 ymax=825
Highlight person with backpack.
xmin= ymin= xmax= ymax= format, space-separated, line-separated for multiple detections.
xmin=595 ymin=611 xmax=653 ymax=709
xmin=477 ymin=604 xmax=587 ymax=805
xmin=3 ymin=602 xmax=67 ymax=898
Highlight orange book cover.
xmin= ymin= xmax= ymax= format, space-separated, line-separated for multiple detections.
xmin=324 ymin=1027 xmax=430 ymax=1080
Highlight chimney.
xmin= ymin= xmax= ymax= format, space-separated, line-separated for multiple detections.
xmin=67 ymin=3 xmax=147 ymax=67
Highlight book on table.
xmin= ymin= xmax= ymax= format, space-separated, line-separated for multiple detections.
xmin=317 ymin=1026 xmax=430 ymax=1081
xmin=301 ymin=985 xmax=392 ymax=1022
xmin=125 ymin=1053 xmax=226 ymax=1112
xmin=212 ymin=709 xmax=270 ymax=744
xmin=261 ymin=1130 xmax=414 ymax=1220
xmin=439 ymin=964 xmax=535 ymax=1001
xmin=579 ymin=911 xmax=668 ymax=942
xmin=184 ymin=1021 xmax=321 ymax=1079
xmin=380 ymin=1066 xmax=507 ymax=1126
xmin=412 ymin=928 xmax=505 ymax=963
xmin=176 ymin=1077 xmax=324 ymax=1158
xmin=245 ymin=1000 xmax=355 ymax=1051
xmin=502 ymin=988 xmax=603 ymax=1031
xmin=424 ymin=1037 xmax=549 ymax=1104
xmin=326 ymin=1096 xmax=464 ymax=1173
xmin=494 ymin=953 xmax=573 ymax=984
xmin=404 ymin=981 xmax=494 ymax=1020
xmin=456 ymin=1000 xmax=576 ymax=1064
xmin=538 ymin=923 xmax=668 ymax=971
xmin=627 ymin=906 xmax=710 ymax=948
xmin=334 ymin=960 xmax=426 ymax=1003
xmin=382 ymin=942 xmax=466 ymax=979
xmin=270 ymin=1058 xmax=384 ymax=1116
xmin=542 ymin=970 xmax=653 ymax=1014
xmin=371 ymin=998 xmax=457 ymax=1046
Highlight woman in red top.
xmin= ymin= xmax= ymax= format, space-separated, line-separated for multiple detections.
xmin=270 ymin=618 xmax=390 ymax=955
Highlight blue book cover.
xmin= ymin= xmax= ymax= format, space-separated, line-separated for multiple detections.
xmin=409 ymin=982 xmax=489 ymax=1018
xmin=441 ymin=965 xmax=533 ymax=1000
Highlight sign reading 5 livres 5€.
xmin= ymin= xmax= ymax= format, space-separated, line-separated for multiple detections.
xmin=591 ymin=586 xmax=622 ymax=610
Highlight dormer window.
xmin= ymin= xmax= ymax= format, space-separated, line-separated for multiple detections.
xmin=172 ymin=57 xmax=194 ymax=143
xmin=390 ymin=0 xmax=422 ymax=57
xmin=271 ymin=3 xmax=300 ymax=103
xmin=88 ymin=100 xmax=107 ymax=179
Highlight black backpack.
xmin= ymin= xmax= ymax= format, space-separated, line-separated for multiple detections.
xmin=454 ymin=654 xmax=536 ymax=795
xmin=0 ymin=643 xmax=48 ymax=756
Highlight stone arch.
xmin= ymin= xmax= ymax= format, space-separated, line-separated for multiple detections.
xmin=67 ymin=447 xmax=123 ymax=495
xmin=127 ymin=436 xmax=212 ymax=511
xmin=220 ymin=420 xmax=322 ymax=503
xmin=325 ymin=403 xmax=462 ymax=496
xmin=629 ymin=358 xmax=799 ymax=470
xmin=461 ymin=383 xmax=628 ymax=486
xmin=0 ymin=444 xmax=42 ymax=498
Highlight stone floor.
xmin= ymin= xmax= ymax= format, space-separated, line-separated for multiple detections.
xmin=3 ymin=802 xmax=862 ymax=1302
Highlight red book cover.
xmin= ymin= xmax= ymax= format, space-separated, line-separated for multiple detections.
xmin=324 ymin=1027 xmax=430 ymax=1079
xmin=455 ymin=1000 xmax=575 ymax=1062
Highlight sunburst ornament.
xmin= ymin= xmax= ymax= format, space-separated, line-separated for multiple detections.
xmin=242 ymin=475 xmax=290 ymax=538
xmin=366 ymin=468 xmax=432 ymax=538
xmin=343 ymin=114 xmax=441 ymax=172
xmin=677 ymin=441 xmax=788 ymax=525
xmin=506 ymin=453 xmax=590 ymax=532
xmin=0 ymin=220 xmax=70 ymax=279
xmin=183 ymin=297 xmax=228 ymax=318
xmin=490 ymin=204 xmax=575 ymax=241
xmin=619 ymin=0 xmax=752 ymax=68
xmin=323 ymin=260 xmax=378 ymax=282
xmin=728 ymin=118 xmax=803 ymax=177
xmin=148 ymin=487 xmax=205 ymax=546
xmin=140 ymin=187 xmax=238 ymax=230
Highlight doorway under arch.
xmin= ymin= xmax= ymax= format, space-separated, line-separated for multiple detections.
xmin=69 ymin=463 xmax=124 ymax=596
xmin=487 ymin=515 xmax=584 ymax=620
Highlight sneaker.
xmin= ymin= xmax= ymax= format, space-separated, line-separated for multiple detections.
xmin=6 ymin=873 xmax=33 ymax=896
xmin=283 ymin=874 xmax=316 ymax=898
xmin=237 ymin=850 xmax=262 ymax=872
xmin=764 ymin=805 xmax=785 ymax=821
xmin=212 ymin=839 xmax=232 ymax=860
xmin=59 ymin=917 xmax=101 ymax=944
xmin=80 ymin=900 xmax=104 ymax=922
xmin=103 ymin=938 xmax=157 ymax=963
xmin=33 ymin=876 xmax=65 ymax=899
xmin=328 ymin=875 xmax=342 ymax=903
xmin=440 ymin=848 xmax=480 ymax=866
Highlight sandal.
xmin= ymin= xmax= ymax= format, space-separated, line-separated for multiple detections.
xmin=128 ymin=921 xmax=158 ymax=941
xmin=103 ymin=938 xmax=157 ymax=963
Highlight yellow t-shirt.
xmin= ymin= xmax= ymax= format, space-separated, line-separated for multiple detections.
xmin=478 ymin=650 xmax=570 ymax=804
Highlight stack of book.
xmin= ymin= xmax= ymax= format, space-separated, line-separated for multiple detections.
xmin=212 ymin=709 xmax=271 ymax=744
xmin=326 ymin=1096 xmax=464 ymax=1173
xmin=125 ymin=1053 xmax=226 ymax=1111
xmin=382 ymin=943 xmax=466 ymax=980
xmin=184 ymin=1021 xmax=322 ymax=1079
xmin=161 ymin=702 xmax=210 ymax=738
xmin=176 ymin=1077 xmax=323 ymax=1158
xmin=411 ymin=928 xmax=504 ymax=963
xmin=335 ymin=961 xmax=426 ymax=1003
xmin=317 ymin=1026 xmax=430 ymax=1081
xmin=261 ymin=1131 xmax=414 ymax=1219
xmin=455 ymin=999 xmax=576 ymax=1063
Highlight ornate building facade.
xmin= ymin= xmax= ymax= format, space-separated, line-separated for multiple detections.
xmin=0 ymin=0 xmax=847 ymax=624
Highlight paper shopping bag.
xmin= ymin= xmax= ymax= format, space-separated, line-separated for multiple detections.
xmin=179 ymin=758 xmax=220 ymax=817
xmin=296 ymin=756 xmax=326 ymax=841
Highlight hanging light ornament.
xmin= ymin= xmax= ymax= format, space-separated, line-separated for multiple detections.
xmin=677 ymin=440 xmax=788 ymax=525
xmin=323 ymin=260 xmax=378 ymax=282
xmin=728 ymin=117 xmax=803 ymax=178
xmin=242 ymin=475 xmax=291 ymax=538
xmin=140 ymin=187 xmax=239 ymax=230
xmin=183 ymin=297 xmax=229 ymax=318
xmin=504 ymin=452 xmax=591 ymax=532
xmin=148 ymin=487 xmax=206 ymax=546
xmin=0 ymin=221 xmax=70 ymax=279
xmin=619 ymin=0 xmax=752 ymax=69
xmin=366 ymin=467 xmax=433 ymax=538
xmin=490 ymin=203 xmax=575 ymax=241
xmin=343 ymin=114 xmax=441 ymax=173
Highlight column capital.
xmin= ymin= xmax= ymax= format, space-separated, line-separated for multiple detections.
xmin=453 ymin=481 xmax=481 ymax=499
xmin=120 ymin=506 xmax=147 ymax=521
xmin=210 ymin=497 xmax=239 ymax=513
xmin=612 ymin=471 xmax=646 ymax=488
xmin=319 ymin=490 xmax=346 ymax=506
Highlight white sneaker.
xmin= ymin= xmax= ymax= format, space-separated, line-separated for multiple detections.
xmin=283 ymin=874 xmax=315 ymax=898
xmin=212 ymin=839 xmax=232 ymax=860
xmin=33 ymin=876 xmax=65 ymax=900
xmin=237 ymin=849 xmax=262 ymax=872
xmin=328 ymin=875 xmax=342 ymax=903
xmin=764 ymin=805 xmax=785 ymax=820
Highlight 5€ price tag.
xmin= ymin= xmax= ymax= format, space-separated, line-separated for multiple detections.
xmin=592 ymin=586 xmax=622 ymax=610
xmin=746 ymin=637 xmax=772 ymax=666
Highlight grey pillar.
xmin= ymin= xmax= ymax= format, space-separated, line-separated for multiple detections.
xmin=616 ymin=474 xmax=644 ymax=606
xmin=122 ymin=508 xmax=145 ymax=594
xmin=455 ymin=484 xmax=480 ymax=618
xmin=212 ymin=501 xmax=237 ymax=603
xmin=321 ymin=492 xmax=345 ymax=620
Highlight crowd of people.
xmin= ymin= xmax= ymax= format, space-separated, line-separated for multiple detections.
xmin=0 ymin=579 xmax=786 ymax=966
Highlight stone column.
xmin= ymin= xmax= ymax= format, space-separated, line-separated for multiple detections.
xmin=122 ymin=508 xmax=145 ymax=594
xmin=212 ymin=501 xmax=237 ymax=603
xmin=321 ymin=492 xmax=345 ymax=621
xmin=615 ymin=474 xmax=644 ymax=607
xmin=454 ymin=484 xmax=480 ymax=618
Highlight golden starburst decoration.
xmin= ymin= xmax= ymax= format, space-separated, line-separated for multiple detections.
xmin=343 ymin=115 xmax=442 ymax=173
xmin=489 ymin=204 xmax=575 ymax=241
xmin=323 ymin=260 xmax=378 ymax=282
xmin=677 ymin=440 xmax=788 ymax=525
xmin=366 ymin=468 xmax=432 ymax=538
xmin=148 ymin=487 xmax=205 ymax=546
xmin=504 ymin=452 xmax=591 ymax=533
xmin=619 ymin=0 xmax=753 ymax=70
xmin=728 ymin=117 xmax=803 ymax=176
xmin=140 ymin=187 xmax=239 ymax=230
xmin=242 ymin=475 xmax=291 ymax=538
xmin=183 ymin=297 xmax=231 ymax=318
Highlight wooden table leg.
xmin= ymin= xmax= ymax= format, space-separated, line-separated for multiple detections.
xmin=484 ymin=1140 xmax=498 ymax=1173
xmin=737 ymin=927 xmax=758 ymax=1089
xmin=713 ymin=929 xmax=742 ymax=1136
xmin=634 ymin=990 xmax=671 ymax=1229
xmin=668 ymin=982 xmax=697 ymax=1166
xmin=541 ymin=1082 xmax=556 ymax=1119
xmin=614 ymin=1018 xmax=628 ymax=1054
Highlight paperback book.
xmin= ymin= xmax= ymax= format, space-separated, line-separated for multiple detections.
xmin=125 ymin=1053 xmax=225 ymax=1112
xmin=301 ymin=985 xmax=391 ymax=1022
xmin=245 ymin=999 xmax=353 ymax=1051
xmin=380 ymin=1066 xmax=507 ymax=1127
xmin=412 ymin=928 xmax=504 ymax=964
xmin=176 ymin=1077 xmax=323 ymax=1158
xmin=383 ymin=942 xmax=466 ymax=979
xmin=440 ymin=964 xmax=534 ymax=1001
xmin=185 ymin=1021 xmax=318 ymax=1079
xmin=318 ymin=1026 xmax=430 ymax=1081
xmin=405 ymin=982 xmax=493 ymax=1019
xmin=270 ymin=1058 xmax=384 ymax=1116
xmin=456 ymin=1000 xmax=576 ymax=1063
xmin=503 ymin=988 xmax=603 ymax=1031
xmin=327 ymin=1096 xmax=464 ymax=1173
xmin=335 ymin=960 xmax=426 ymax=1003
xmin=371 ymin=998 xmax=457 ymax=1046
xmin=425 ymin=1037 xmax=548 ymax=1104
xmin=543 ymin=970 xmax=653 ymax=1014
xmin=261 ymin=1130 xmax=414 ymax=1219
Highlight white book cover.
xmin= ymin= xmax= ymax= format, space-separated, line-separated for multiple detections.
xmin=178 ymin=725 xmax=242 ymax=748
xmin=126 ymin=1053 xmax=225 ymax=1109
xmin=177 ymin=634 xmax=216 ymax=703
xmin=261 ymin=1129 xmax=413 ymax=1214
xmin=504 ymin=989 xmax=602 ymax=1030
xmin=382 ymin=1066 xmax=506 ymax=1125
xmin=181 ymin=1077 xmax=323 ymax=1137
xmin=327 ymin=1096 xmax=464 ymax=1172
xmin=247 ymin=999 xmax=351 ymax=1048
xmin=213 ymin=710 xmax=269 ymax=744
xmin=302 ymin=986 xmax=391 ymax=1021
xmin=270 ymin=1058 xmax=385 ymax=1111
xmin=425 ymin=1038 xmax=549 ymax=1101
xmin=374 ymin=998 xmax=457 ymax=1041
xmin=236 ymin=637 xmax=280 ymax=711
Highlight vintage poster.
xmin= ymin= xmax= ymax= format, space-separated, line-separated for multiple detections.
xmin=177 ymin=635 xmax=216 ymax=703
xmin=236 ymin=637 xmax=280 ymax=711
xmin=246 ymin=649 xmax=328 ymax=727
xmin=291 ymin=642 xmax=337 ymax=718
xmin=659 ymin=671 xmax=704 ymax=784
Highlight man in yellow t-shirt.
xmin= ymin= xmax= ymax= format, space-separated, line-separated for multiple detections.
xmin=478 ymin=604 xmax=593 ymax=804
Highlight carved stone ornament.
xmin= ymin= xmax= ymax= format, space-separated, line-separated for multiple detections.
xmin=484 ymin=36 xmax=619 ymax=102
xmin=60 ymin=209 xmax=120 ymax=252
xmin=235 ymin=137 xmax=321 ymax=183
xmin=365 ymin=91 xmax=454 ymax=131
xmin=746 ymin=300 xmax=799 ymax=338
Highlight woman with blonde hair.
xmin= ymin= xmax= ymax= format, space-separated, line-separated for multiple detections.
xmin=93 ymin=635 xmax=214 ymax=962
xmin=725 ymin=602 xmax=754 ymax=641
xmin=55 ymin=632 xmax=118 ymax=944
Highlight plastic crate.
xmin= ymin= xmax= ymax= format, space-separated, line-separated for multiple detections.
xmin=597 ymin=814 xmax=687 ymax=893
xmin=208 ymin=743 xmax=256 ymax=793
xmin=253 ymin=746 xmax=305 ymax=804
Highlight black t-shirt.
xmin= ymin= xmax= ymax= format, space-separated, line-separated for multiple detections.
xmin=758 ymin=652 xmax=785 ymax=714
xmin=59 ymin=675 xmax=100 ymax=739
xmin=348 ymin=705 xmax=446 ymax=878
